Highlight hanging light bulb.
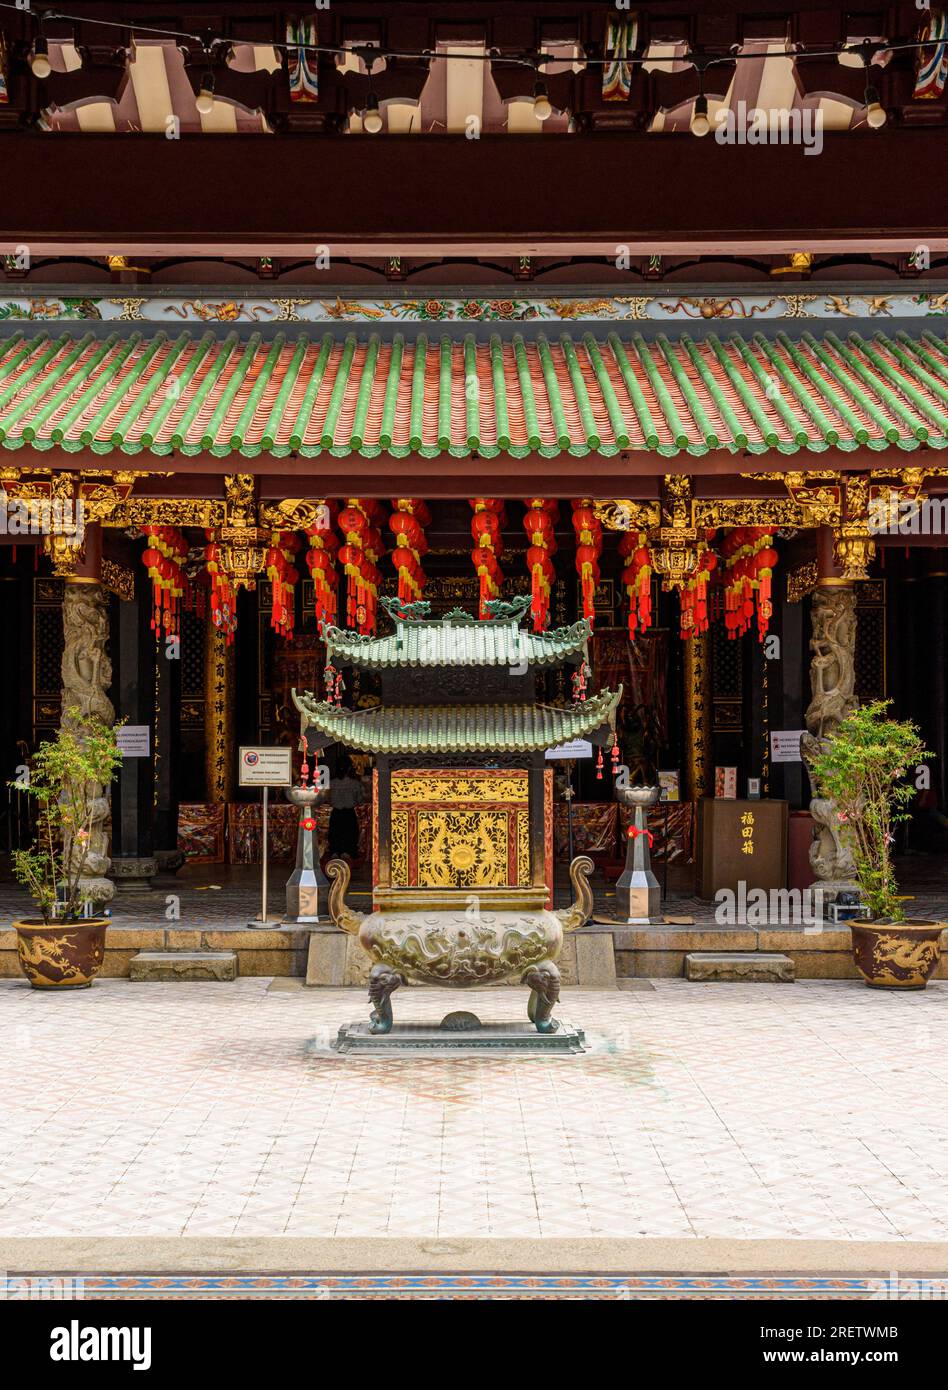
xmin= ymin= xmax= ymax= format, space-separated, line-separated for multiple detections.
xmin=532 ymin=80 xmax=552 ymax=122
xmin=363 ymin=92 xmax=383 ymax=134
xmin=195 ymin=70 xmax=215 ymax=115
xmin=31 ymin=35 xmax=52 ymax=80
xmin=691 ymin=93 xmax=711 ymax=137
xmin=864 ymin=84 xmax=887 ymax=129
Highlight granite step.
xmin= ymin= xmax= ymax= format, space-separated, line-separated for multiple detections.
xmin=129 ymin=951 xmax=237 ymax=982
xmin=684 ymin=952 xmax=795 ymax=983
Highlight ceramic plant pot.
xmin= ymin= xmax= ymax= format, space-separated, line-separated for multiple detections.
xmin=14 ymin=919 xmax=108 ymax=989
xmin=849 ymin=920 xmax=944 ymax=990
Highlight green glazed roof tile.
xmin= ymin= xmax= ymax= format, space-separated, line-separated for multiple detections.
xmin=291 ymin=686 xmax=622 ymax=755
xmin=325 ymin=614 xmax=592 ymax=670
xmin=0 ymin=327 xmax=944 ymax=459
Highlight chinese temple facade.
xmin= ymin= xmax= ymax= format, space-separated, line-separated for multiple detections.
xmin=0 ymin=1 xmax=946 ymax=967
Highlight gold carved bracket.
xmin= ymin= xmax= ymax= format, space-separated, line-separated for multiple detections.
xmin=594 ymin=499 xmax=661 ymax=532
xmin=661 ymin=474 xmax=693 ymax=528
xmin=259 ymin=498 xmax=330 ymax=531
xmin=692 ymin=498 xmax=829 ymax=528
xmin=223 ymin=473 xmax=257 ymax=528
xmin=124 ymin=498 xmax=226 ymax=528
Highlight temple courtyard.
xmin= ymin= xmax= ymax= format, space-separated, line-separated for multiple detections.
xmin=2 ymin=974 xmax=947 ymax=1262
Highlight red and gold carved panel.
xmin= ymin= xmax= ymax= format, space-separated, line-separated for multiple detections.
xmin=372 ymin=767 xmax=379 ymax=886
xmin=390 ymin=770 xmax=530 ymax=889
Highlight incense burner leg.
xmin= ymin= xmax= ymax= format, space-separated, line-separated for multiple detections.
xmin=524 ymin=959 xmax=561 ymax=1034
xmin=368 ymin=963 xmax=404 ymax=1035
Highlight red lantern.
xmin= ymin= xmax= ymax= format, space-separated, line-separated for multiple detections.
xmin=522 ymin=499 xmax=558 ymax=631
xmin=390 ymin=500 xmax=430 ymax=604
xmin=267 ymin=530 xmax=300 ymax=639
xmin=142 ymin=525 xmax=190 ymax=638
xmin=571 ymin=499 xmax=603 ymax=625
xmin=721 ymin=526 xmax=776 ymax=642
xmin=306 ymin=505 xmax=339 ymax=634
xmin=619 ymin=530 xmax=653 ymax=637
xmin=575 ymin=542 xmax=600 ymax=623
xmin=470 ymin=499 xmax=505 ymax=617
xmin=338 ymin=499 xmax=386 ymax=633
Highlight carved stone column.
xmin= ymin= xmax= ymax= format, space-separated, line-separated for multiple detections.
xmin=61 ymin=525 xmax=116 ymax=905
xmin=801 ymin=528 xmax=858 ymax=895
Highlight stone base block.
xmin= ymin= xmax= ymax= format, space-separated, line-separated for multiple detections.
xmin=305 ymin=929 xmax=349 ymax=986
xmin=573 ymin=928 xmax=618 ymax=987
xmin=332 ymin=1020 xmax=586 ymax=1056
xmin=684 ymin=951 xmax=795 ymax=983
xmin=129 ymin=951 xmax=237 ymax=982
xmin=108 ymin=857 xmax=157 ymax=893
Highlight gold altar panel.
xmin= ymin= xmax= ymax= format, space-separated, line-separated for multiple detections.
xmin=415 ymin=810 xmax=509 ymax=888
xmin=390 ymin=770 xmax=530 ymax=889
xmin=391 ymin=774 xmax=529 ymax=804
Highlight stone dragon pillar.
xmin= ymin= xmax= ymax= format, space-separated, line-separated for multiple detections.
xmin=800 ymin=527 xmax=858 ymax=896
xmin=61 ymin=523 xmax=116 ymax=905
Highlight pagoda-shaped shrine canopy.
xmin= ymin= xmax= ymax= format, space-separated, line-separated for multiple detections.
xmin=292 ymin=594 xmax=622 ymax=755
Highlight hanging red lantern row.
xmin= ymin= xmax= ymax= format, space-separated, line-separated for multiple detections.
xmin=203 ymin=532 xmax=237 ymax=645
xmin=721 ymin=527 xmax=778 ymax=642
xmin=618 ymin=530 xmax=653 ymax=638
xmin=305 ymin=501 xmax=339 ymax=633
xmin=755 ymin=537 xmax=778 ymax=641
xmin=389 ymin=498 xmax=431 ymax=604
xmin=470 ymin=498 xmax=505 ymax=617
xmin=679 ymin=530 xmax=718 ymax=640
xmin=522 ymin=498 xmax=558 ymax=632
xmin=338 ymin=498 xmax=386 ymax=634
xmin=141 ymin=525 xmax=189 ymax=636
xmin=571 ymin=499 xmax=602 ymax=624
xmin=265 ymin=530 xmax=301 ymax=639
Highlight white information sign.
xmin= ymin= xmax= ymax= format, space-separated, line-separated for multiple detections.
xmin=239 ymin=746 xmax=293 ymax=787
xmin=545 ymin=739 xmax=594 ymax=761
xmin=116 ymin=725 xmax=150 ymax=758
xmin=770 ymin=730 xmax=806 ymax=764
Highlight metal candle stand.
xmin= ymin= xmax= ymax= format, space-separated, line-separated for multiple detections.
xmin=282 ymin=782 xmax=331 ymax=924
xmin=614 ymin=783 xmax=662 ymax=924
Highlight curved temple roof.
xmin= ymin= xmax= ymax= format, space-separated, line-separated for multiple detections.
xmin=324 ymin=613 xmax=591 ymax=670
xmin=292 ymin=687 xmax=622 ymax=755
xmin=0 ymin=327 xmax=945 ymax=460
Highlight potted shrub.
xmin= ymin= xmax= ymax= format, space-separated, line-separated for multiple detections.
xmin=10 ymin=712 xmax=123 ymax=990
xmin=810 ymin=699 xmax=941 ymax=989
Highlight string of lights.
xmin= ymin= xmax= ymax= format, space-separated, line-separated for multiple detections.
xmin=0 ymin=3 xmax=944 ymax=76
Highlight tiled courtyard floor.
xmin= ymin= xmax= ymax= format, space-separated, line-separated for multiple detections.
xmin=1 ymin=975 xmax=947 ymax=1244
